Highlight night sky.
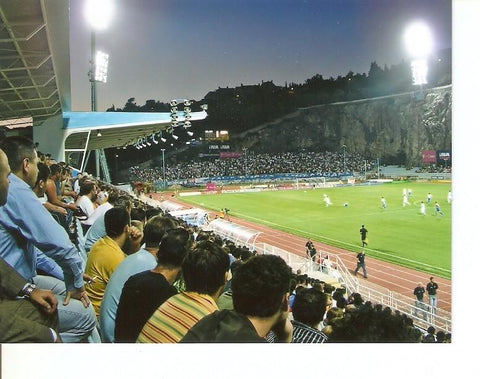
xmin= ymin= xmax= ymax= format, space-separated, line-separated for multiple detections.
xmin=69 ymin=0 xmax=452 ymax=111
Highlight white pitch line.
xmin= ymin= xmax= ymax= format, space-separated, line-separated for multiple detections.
xmin=233 ymin=211 xmax=450 ymax=274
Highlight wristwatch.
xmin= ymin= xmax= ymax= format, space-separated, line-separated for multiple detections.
xmin=21 ymin=283 xmax=37 ymax=298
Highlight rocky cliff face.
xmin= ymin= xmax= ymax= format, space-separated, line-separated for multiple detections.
xmin=236 ymin=86 xmax=451 ymax=167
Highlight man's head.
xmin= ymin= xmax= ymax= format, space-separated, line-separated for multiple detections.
xmin=232 ymin=254 xmax=291 ymax=318
xmin=292 ymin=288 xmax=328 ymax=328
xmin=0 ymin=149 xmax=11 ymax=205
xmin=182 ymin=240 xmax=230 ymax=296
xmin=0 ymin=136 xmax=38 ymax=188
xmin=104 ymin=207 xmax=131 ymax=239
xmin=430 ymin=277 xmax=434 ymax=282
xmin=49 ymin=163 xmax=62 ymax=179
xmin=33 ymin=162 xmax=50 ymax=197
xmin=156 ymin=227 xmax=194 ymax=269
xmin=144 ymin=215 xmax=177 ymax=248
xmin=113 ymin=195 xmax=133 ymax=214
xmin=79 ymin=180 xmax=96 ymax=197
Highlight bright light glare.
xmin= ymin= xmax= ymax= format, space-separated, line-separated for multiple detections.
xmin=95 ymin=51 xmax=109 ymax=82
xmin=85 ymin=0 xmax=114 ymax=30
xmin=404 ymin=21 xmax=433 ymax=58
xmin=411 ymin=59 xmax=428 ymax=85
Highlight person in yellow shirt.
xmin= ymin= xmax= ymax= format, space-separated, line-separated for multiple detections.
xmin=85 ymin=207 xmax=143 ymax=316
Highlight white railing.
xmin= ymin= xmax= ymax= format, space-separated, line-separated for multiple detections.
xmin=251 ymin=242 xmax=451 ymax=333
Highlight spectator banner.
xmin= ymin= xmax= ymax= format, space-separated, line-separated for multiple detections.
xmin=219 ymin=152 xmax=243 ymax=159
xmin=206 ymin=182 xmax=217 ymax=191
xmin=437 ymin=150 xmax=451 ymax=162
xmin=422 ymin=150 xmax=436 ymax=164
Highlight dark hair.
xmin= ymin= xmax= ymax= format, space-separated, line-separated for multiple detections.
xmin=130 ymin=207 xmax=146 ymax=223
xmin=232 ymin=254 xmax=291 ymax=318
xmin=144 ymin=215 xmax=177 ymax=248
xmin=79 ymin=180 xmax=96 ymax=196
xmin=292 ymin=288 xmax=328 ymax=327
xmin=104 ymin=207 xmax=130 ymax=238
xmin=328 ymin=302 xmax=422 ymax=342
xmin=156 ymin=227 xmax=193 ymax=268
xmin=145 ymin=207 xmax=162 ymax=220
xmin=113 ymin=195 xmax=133 ymax=210
xmin=49 ymin=163 xmax=62 ymax=176
xmin=182 ymin=240 xmax=230 ymax=296
xmin=0 ymin=136 xmax=35 ymax=172
xmin=106 ymin=188 xmax=119 ymax=205
xmin=35 ymin=162 xmax=50 ymax=187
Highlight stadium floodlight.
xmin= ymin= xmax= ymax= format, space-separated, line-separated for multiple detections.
xmin=172 ymin=134 xmax=179 ymax=140
xmin=187 ymin=131 xmax=194 ymax=137
xmin=85 ymin=0 xmax=114 ymax=30
xmin=151 ymin=133 xmax=158 ymax=144
xmin=184 ymin=107 xmax=191 ymax=113
xmin=161 ymin=137 xmax=167 ymax=143
xmin=200 ymin=104 xmax=208 ymax=110
xmin=404 ymin=21 xmax=433 ymax=59
xmin=94 ymin=51 xmax=109 ymax=83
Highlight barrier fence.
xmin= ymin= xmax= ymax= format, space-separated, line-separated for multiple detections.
xmin=250 ymin=242 xmax=451 ymax=333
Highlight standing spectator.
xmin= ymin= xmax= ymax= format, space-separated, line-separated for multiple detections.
xmin=305 ymin=239 xmax=316 ymax=261
xmin=354 ymin=249 xmax=367 ymax=278
xmin=137 ymin=240 xmax=230 ymax=343
xmin=114 ymin=226 xmax=192 ymax=342
xmin=426 ymin=277 xmax=439 ymax=313
xmin=181 ymin=254 xmax=293 ymax=343
xmin=413 ymin=282 xmax=427 ymax=320
xmin=359 ymin=225 xmax=368 ymax=247
xmin=0 ymin=137 xmax=96 ymax=342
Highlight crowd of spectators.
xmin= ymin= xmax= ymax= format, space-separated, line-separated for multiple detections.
xmin=415 ymin=164 xmax=451 ymax=174
xmin=129 ymin=151 xmax=377 ymax=182
xmin=0 ymin=137 xmax=449 ymax=343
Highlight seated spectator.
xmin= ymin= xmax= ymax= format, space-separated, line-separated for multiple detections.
xmin=114 ymin=227 xmax=193 ymax=342
xmin=84 ymin=195 xmax=132 ymax=252
xmin=99 ymin=215 xmax=178 ymax=342
xmin=0 ymin=137 xmax=97 ymax=342
xmin=327 ymin=302 xmax=422 ymax=342
xmin=270 ymin=287 xmax=328 ymax=343
xmin=422 ymin=326 xmax=436 ymax=343
xmin=137 ymin=240 xmax=230 ymax=343
xmin=0 ymin=149 xmax=58 ymax=343
xmin=32 ymin=163 xmax=70 ymax=226
xmin=44 ymin=163 xmax=77 ymax=213
xmin=180 ymin=254 xmax=293 ymax=343
xmin=85 ymin=207 xmax=143 ymax=316
xmin=75 ymin=180 xmax=97 ymax=230
xmin=321 ymin=306 xmax=344 ymax=336
xmin=0 ymin=256 xmax=60 ymax=342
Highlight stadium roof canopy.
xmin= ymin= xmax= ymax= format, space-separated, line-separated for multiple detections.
xmin=0 ymin=0 xmax=70 ymax=123
xmin=1 ymin=0 xmax=207 ymax=161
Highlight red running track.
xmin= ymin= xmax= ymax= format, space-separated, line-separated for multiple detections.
xmin=154 ymin=193 xmax=451 ymax=312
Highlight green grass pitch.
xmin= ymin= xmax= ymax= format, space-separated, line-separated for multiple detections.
xmin=180 ymin=182 xmax=451 ymax=279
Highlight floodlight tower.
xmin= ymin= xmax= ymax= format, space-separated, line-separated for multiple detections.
xmin=404 ymin=21 xmax=433 ymax=98
xmin=85 ymin=0 xmax=113 ymax=178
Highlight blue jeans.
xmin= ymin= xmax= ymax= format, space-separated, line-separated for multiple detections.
xmin=429 ymin=294 xmax=437 ymax=313
xmin=33 ymin=275 xmax=99 ymax=343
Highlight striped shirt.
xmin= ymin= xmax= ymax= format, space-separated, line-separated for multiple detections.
xmin=137 ymin=292 xmax=218 ymax=343
xmin=266 ymin=320 xmax=328 ymax=343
